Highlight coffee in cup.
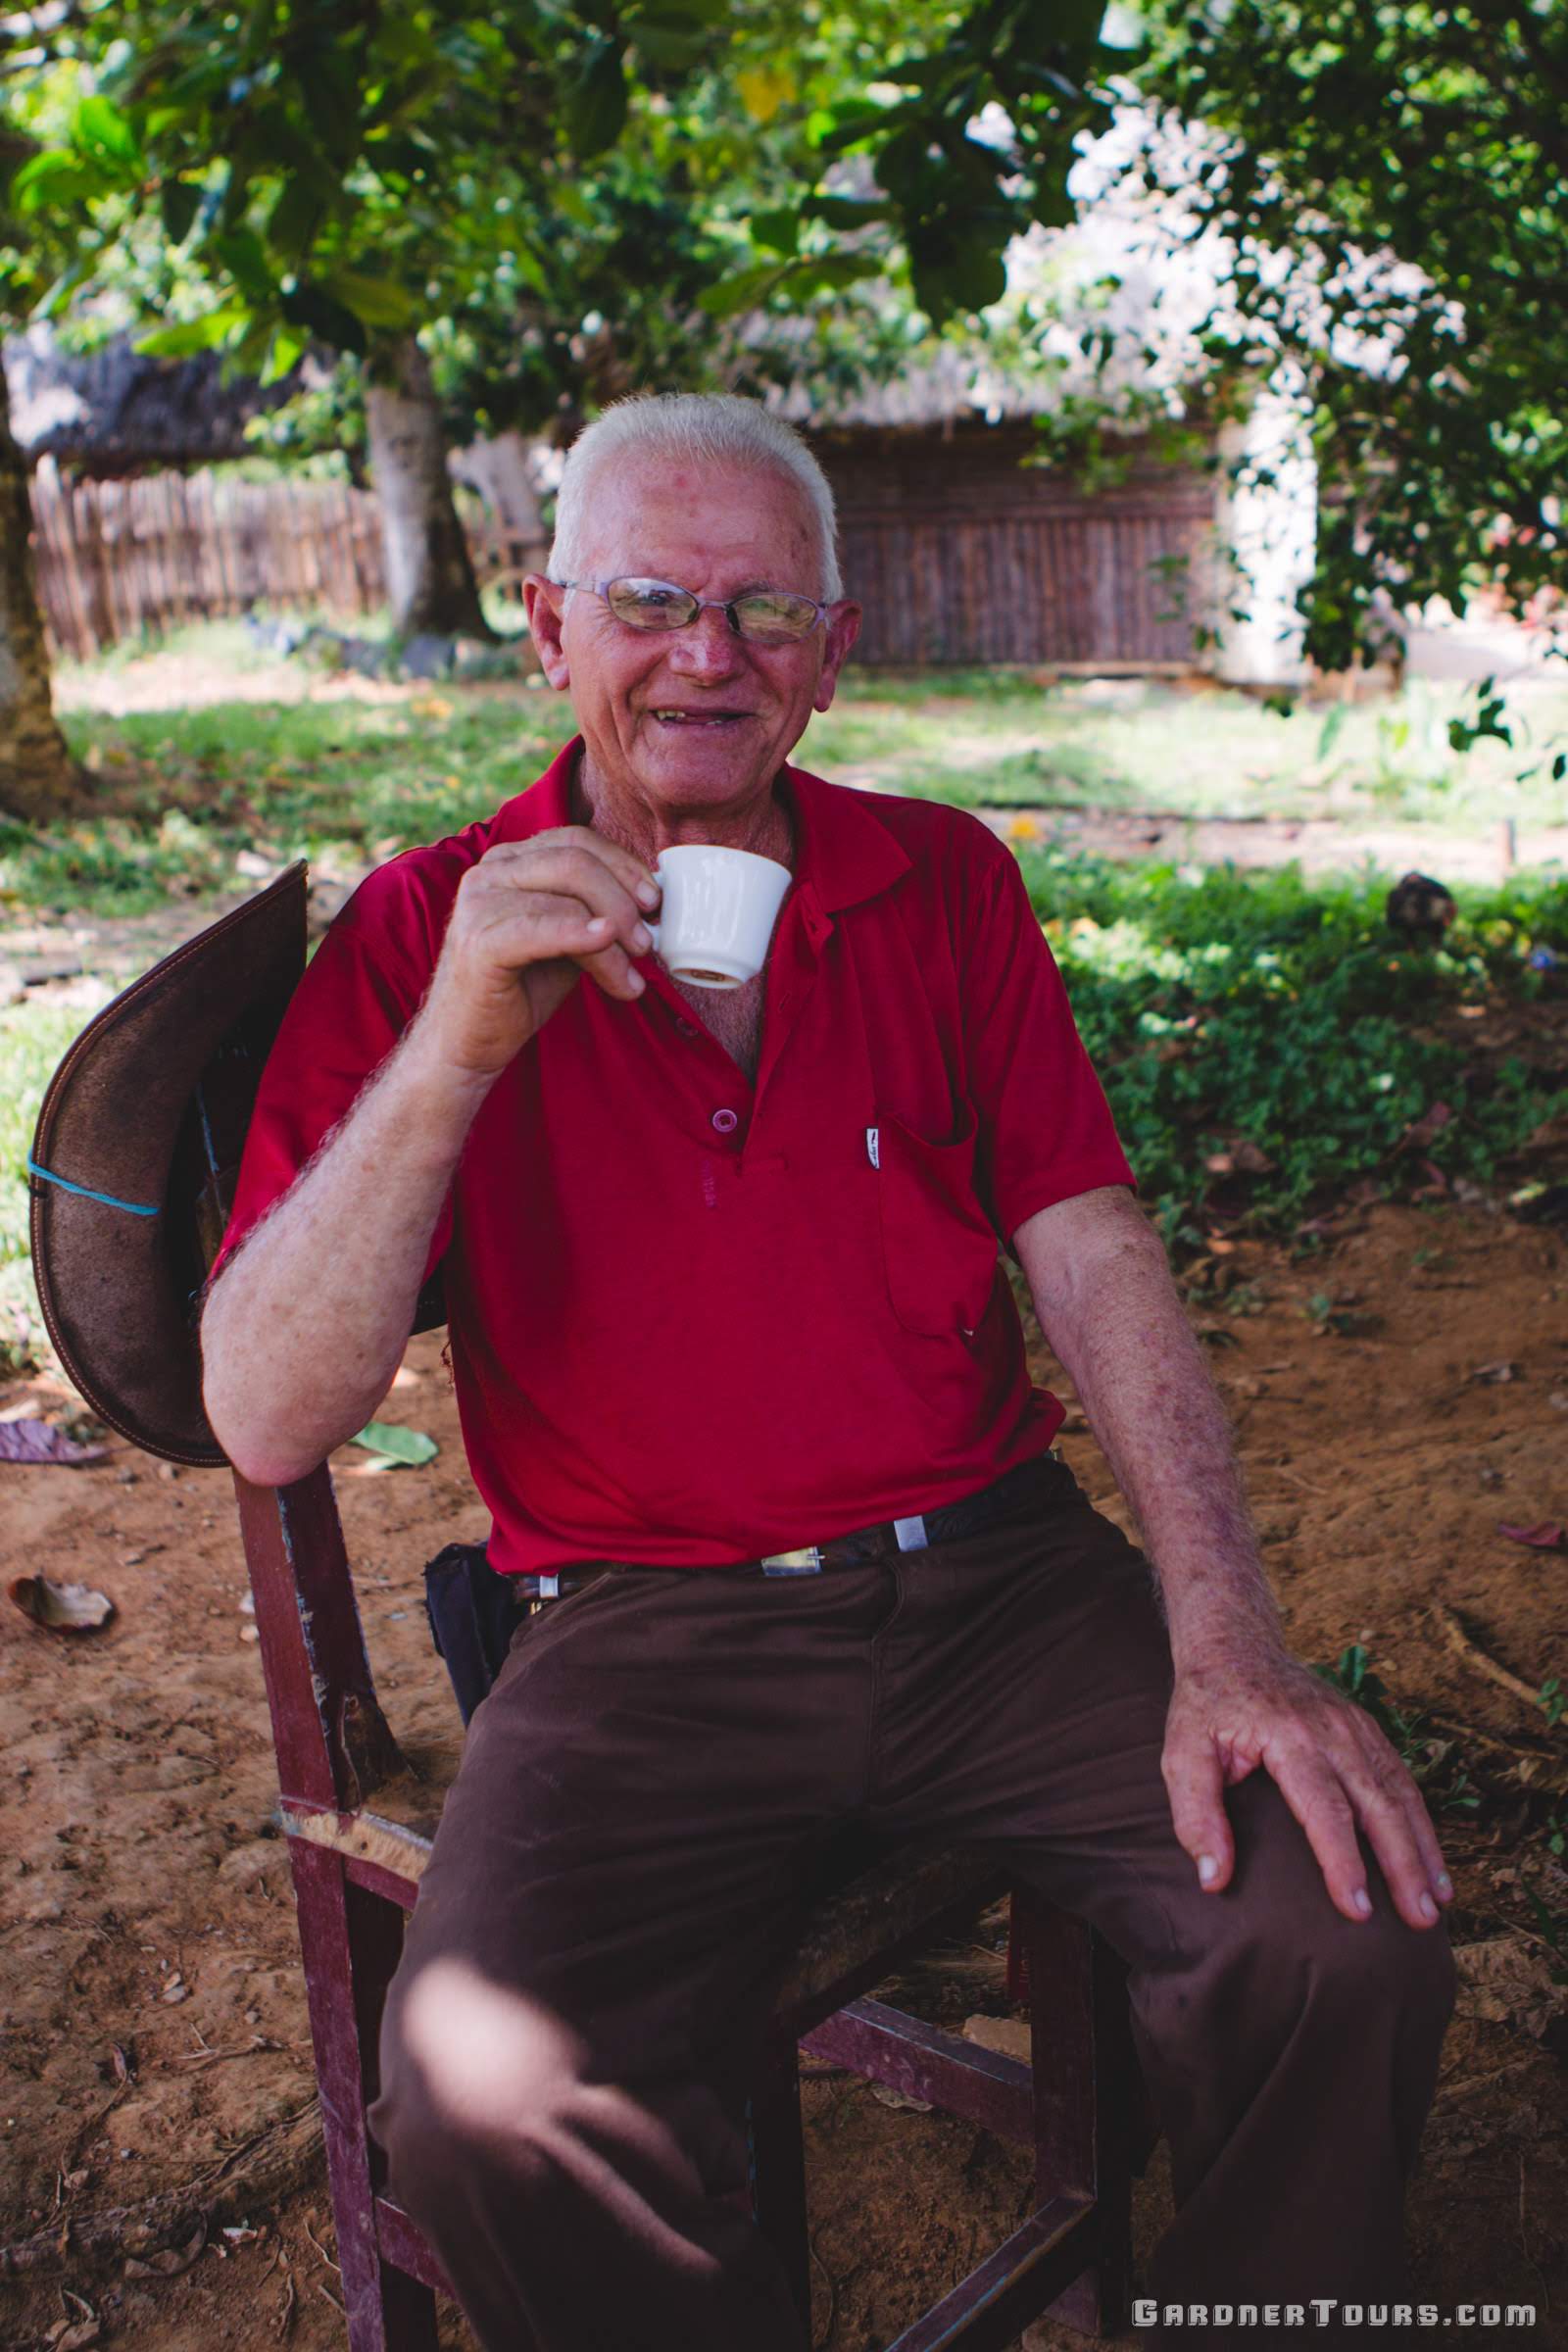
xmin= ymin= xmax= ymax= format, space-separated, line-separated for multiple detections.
xmin=646 ymin=845 xmax=791 ymax=990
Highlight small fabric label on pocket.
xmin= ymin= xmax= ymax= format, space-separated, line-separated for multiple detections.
xmin=866 ymin=1125 xmax=881 ymax=1169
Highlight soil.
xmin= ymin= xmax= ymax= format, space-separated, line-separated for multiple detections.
xmin=4 ymin=1201 xmax=1568 ymax=2350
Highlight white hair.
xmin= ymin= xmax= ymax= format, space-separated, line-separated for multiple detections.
xmin=548 ymin=392 xmax=843 ymax=602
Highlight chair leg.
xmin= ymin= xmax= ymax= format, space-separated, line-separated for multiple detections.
xmin=290 ymin=1840 xmax=439 ymax=2352
xmin=1016 ymin=1889 xmax=1138 ymax=2338
xmin=747 ymin=2032 xmax=813 ymax=2326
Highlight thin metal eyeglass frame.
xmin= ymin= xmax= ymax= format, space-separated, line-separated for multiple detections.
xmin=550 ymin=576 xmax=832 ymax=642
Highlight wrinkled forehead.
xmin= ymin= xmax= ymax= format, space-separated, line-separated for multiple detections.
xmin=574 ymin=454 xmax=825 ymax=595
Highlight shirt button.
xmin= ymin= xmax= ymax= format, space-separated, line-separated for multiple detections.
xmin=675 ymin=1017 xmax=699 ymax=1039
xmin=710 ymin=1107 xmax=739 ymax=1135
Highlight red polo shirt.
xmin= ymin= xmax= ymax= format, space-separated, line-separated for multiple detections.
xmin=218 ymin=743 xmax=1134 ymax=1572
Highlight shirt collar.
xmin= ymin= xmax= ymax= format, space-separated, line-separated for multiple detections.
xmin=502 ymin=739 xmax=911 ymax=917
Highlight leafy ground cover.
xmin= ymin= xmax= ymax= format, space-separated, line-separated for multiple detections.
xmin=1018 ymin=850 xmax=1568 ymax=1246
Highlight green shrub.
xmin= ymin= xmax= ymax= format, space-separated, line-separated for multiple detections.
xmin=1018 ymin=849 xmax=1568 ymax=1240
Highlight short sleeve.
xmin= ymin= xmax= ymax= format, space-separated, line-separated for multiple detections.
xmin=959 ymin=841 xmax=1135 ymax=1246
xmin=212 ymin=871 xmax=452 ymax=1283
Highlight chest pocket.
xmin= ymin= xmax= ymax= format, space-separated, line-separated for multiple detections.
xmin=874 ymin=1103 xmax=1002 ymax=1339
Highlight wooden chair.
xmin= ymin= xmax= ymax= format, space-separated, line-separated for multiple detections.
xmin=32 ymin=865 xmax=1155 ymax=2352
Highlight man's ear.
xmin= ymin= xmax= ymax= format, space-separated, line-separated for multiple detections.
xmin=522 ymin=575 xmax=571 ymax=690
xmin=813 ymin=600 xmax=862 ymax=713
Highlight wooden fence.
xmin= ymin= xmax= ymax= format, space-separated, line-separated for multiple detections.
xmin=28 ymin=423 xmax=1218 ymax=667
xmin=28 ymin=466 xmax=549 ymax=661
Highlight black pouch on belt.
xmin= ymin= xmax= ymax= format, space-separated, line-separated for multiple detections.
xmin=421 ymin=1542 xmax=530 ymax=1726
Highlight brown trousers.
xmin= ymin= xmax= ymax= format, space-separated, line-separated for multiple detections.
xmin=369 ymin=1458 xmax=1454 ymax=2349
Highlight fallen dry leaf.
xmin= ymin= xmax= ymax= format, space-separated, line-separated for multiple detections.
xmin=869 ymin=2082 xmax=933 ymax=2113
xmin=47 ymin=2321 xmax=101 ymax=2351
xmin=1497 ymin=1521 xmax=1568 ymax=1551
xmin=0 ymin=1418 xmax=107 ymax=1466
xmin=123 ymin=2216 xmax=208 ymax=2279
xmin=8 ymin=1574 xmax=116 ymax=1633
xmin=961 ymin=2015 xmax=1031 ymax=2062
xmin=1453 ymin=1935 xmax=1566 ymax=2042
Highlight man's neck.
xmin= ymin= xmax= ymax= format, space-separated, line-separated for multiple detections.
xmin=571 ymin=751 xmax=796 ymax=872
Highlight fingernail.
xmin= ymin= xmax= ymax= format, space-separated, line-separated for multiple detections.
xmin=1353 ymin=1886 xmax=1373 ymax=1918
xmin=1436 ymin=1873 xmax=1453 ymax=1900
xmin=636 ymin=880 xmax=661 ymax=908
xmin=1197 ymin=1854 xmax=1219 ymax=1886
xmin=627 ymin=969 xmax=645 ymax=994
xmin=1419 ymin=1891 xmax=1439 ymax=1923
xmin=631 ymin=923 xmax=652 ymax=952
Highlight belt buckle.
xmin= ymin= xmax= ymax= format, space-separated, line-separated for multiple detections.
xmin=758 ymin=1544 xmax=824 ymax=1578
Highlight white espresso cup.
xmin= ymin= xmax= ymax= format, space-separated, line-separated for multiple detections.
xmin=646 ymin=845 xmax=792 ymax=990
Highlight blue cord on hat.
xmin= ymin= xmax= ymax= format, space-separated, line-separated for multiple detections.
xmin=27 ymin=1157 xmax=160 ymax=1217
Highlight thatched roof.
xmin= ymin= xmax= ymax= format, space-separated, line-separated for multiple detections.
xmin=3 ymin=325 xmax=323 ymax=474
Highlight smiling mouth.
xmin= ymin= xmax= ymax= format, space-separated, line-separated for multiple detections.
xmin=650 ymin=710 xmax=753 ymax=727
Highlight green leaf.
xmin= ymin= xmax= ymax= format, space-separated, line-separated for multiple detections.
xmin=214 ymin=226 xmax=275 ymax=304
xmin=161 ymin=179 xmax=202 ymax=244
xmin=268 ymin=171 xmax=332 ymax=259
xmin=352 ymin=1421 xmax=439 ymax=1466
xmin=74 ymin=94 xmax=145 ymax=177
xmin=261 ymin=324 xmax=309 ymax=384
xmin=803 ymin=194 xmax=893 ymax=230
xmin=696 ymin=258 xmax=788 ymax=318
xmin=134 ymin=306 xmax=250 ymax=357
xmin=327 ymin=270 xmax=421 ymax=328
xmin=1315 ymin=704 xmax=1348 ymax=763
xmin=563 ymin=37 xmax=627 ymax=160
xmin=32 ymin=263 xmax=88 ymax=321
xmin=749 ymin=206 xmax=799 ymax=256
xmin=280 ymin=277 xmax=368 ymax=355
xmin=10 ymin=152 xmax=101 ymax=214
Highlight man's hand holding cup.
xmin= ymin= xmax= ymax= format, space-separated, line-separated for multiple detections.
xmin=416 ymin=827 xmax=662 ymax=1080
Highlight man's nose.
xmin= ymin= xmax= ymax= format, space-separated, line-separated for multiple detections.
xmin=664 ymin=606 xmax=745 ymax=679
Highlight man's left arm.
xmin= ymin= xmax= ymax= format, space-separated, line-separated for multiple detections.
xmin=1014 ymin=1185 xmax=1452 ymax=1935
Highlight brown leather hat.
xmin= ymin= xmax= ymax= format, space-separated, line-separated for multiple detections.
xmin=28 ymin=864 xmax=307 ymax=1467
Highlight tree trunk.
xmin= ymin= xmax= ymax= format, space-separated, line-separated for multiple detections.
xmin=363 ymin=336 xmax=495 ymax=640
xmin=0 ymin=364 xmax=76 ymax=822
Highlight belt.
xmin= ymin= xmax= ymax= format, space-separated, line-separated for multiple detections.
xmin=519 ymin=1452 xmax=1065 ymax=1602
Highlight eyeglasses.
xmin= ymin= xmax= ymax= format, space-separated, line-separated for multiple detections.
xmin=551 ymin=575 xmax=832 ymax=645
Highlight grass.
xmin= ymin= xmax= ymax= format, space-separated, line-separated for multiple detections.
xmin=7 ymin=693 xmax=565 ymax=918
xmin=801 ymin=667 xmax=1568 ymax=826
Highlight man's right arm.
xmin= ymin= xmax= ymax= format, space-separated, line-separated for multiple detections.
xmin=200 ymin=1025 xmax=492 ymax=1487
xmin=200 ymin=826 xmax=660 ymax=1488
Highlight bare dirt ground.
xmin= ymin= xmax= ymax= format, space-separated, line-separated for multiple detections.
xmin=4 ymin=1201 xmax=1568 ymax=2350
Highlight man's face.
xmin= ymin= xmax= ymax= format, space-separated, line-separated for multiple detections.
xmin=526 ymin=458 xmax=860 ymax=822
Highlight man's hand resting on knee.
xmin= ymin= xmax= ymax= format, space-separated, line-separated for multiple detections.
xmin=1014 ymin=1186 xmax=1453 ymax=1936
xmin=1159 ymin=1635 xmax=1452 ymax=1931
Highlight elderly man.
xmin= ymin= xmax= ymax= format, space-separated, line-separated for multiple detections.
xmin=202 ymin=392 xmax=1453 ymax=2351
